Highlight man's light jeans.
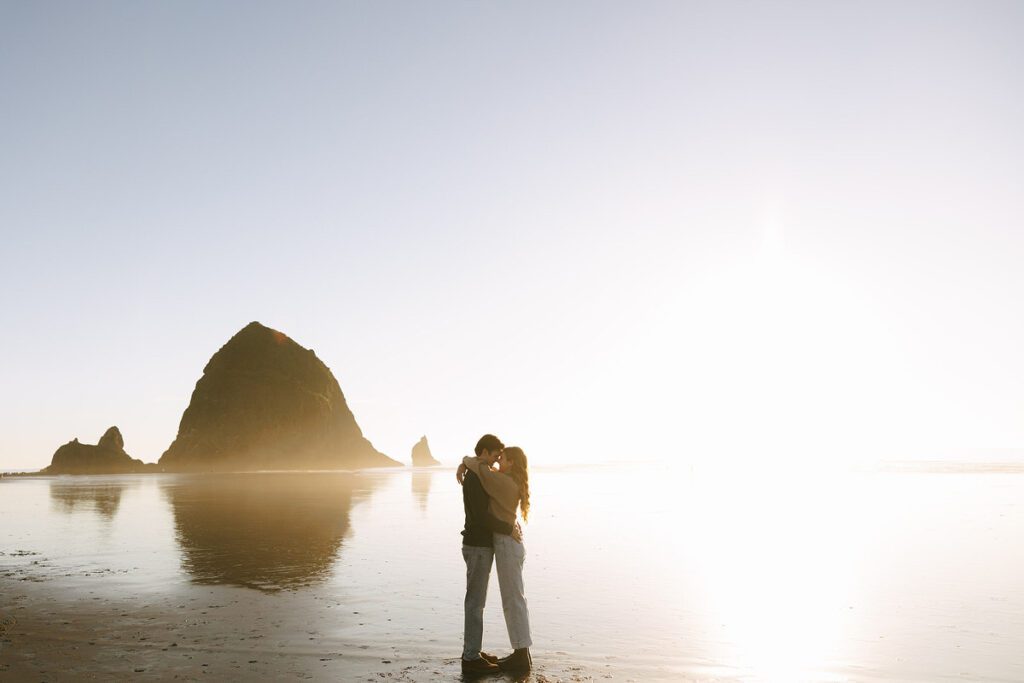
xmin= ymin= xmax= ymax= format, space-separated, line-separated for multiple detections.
xmin=462 ymin=544 xmax=494 ymax=660
xmin=494 ymin=533 xmax=532 ymax=649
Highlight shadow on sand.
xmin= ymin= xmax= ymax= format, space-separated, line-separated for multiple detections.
xmin=459 ymin=670 xmax=533 ymax=683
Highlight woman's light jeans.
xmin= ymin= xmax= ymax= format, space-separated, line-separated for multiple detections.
xmin=494 ymin=532 xmax=532 ymax=649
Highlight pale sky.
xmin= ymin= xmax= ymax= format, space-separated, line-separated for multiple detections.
xmin=2 ymin=1 xmax=1023 ymax=470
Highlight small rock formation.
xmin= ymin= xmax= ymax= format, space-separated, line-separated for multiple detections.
xmin=411 ymin=435 xmax=441 ymax=467
xmin=159 ymin=321 xmax=401 ymax=471
xmin=45 ymin=427 xmax=149 ymax=474
xmin=97 ymin=426 xmax=124 ymax=451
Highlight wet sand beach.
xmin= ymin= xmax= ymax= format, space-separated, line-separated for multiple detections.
xmin=2 ymin=465 xmax=1023 ymax=681
xmin=1 ymin=470 xmax=655 ymax=681
xmin=1 ymin=578 xmax=586 ymax=682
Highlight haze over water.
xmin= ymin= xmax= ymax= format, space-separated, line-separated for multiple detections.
xmin=2 ymin=464 xmax=1022 ymax=681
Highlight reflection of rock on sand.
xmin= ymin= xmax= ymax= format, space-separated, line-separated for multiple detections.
xmin=49 ymin=480 xmax=131 ymax=518
xmin=411 ymin=471 xmax=435 ymax=514
xmin=162 ymin=473 xmax=378 ymax=591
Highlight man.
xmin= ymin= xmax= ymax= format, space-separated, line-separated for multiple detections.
xmin=458 ymin=433 xmax=515 ymax=675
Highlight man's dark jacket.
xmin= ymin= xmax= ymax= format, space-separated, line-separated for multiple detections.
xmin=462 ymin=468 xmax=514 ymax=547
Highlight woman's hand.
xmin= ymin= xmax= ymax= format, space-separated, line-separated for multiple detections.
xmin=456 ymin=463 xmax=468 ymax=485
xmin=511 ymin=521 xmax=523 ymax=543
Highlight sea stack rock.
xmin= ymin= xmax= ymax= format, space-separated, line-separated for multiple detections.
xmin=411 ymin=436 xmax=441 ymax=467
xmin=159 ymin=322 xmax=401 ymax=471
xmin=45 ymin=427 xmax=148 ymax=474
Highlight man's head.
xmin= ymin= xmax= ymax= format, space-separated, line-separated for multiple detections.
xmin=474 ymin=434 xmax=505 ymax=466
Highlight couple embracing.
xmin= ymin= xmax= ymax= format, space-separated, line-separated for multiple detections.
xmin=457 ymin=434 xmax=533 ymax=675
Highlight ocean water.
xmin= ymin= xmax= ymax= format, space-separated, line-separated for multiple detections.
xmin=1 ymin=464 xmax=1022 ymax=681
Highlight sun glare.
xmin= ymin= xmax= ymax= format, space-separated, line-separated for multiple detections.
xmin=675 ymin=472 xmax=863 ymax=679
xmin=645 ymin=231 xmax=908 ymax=465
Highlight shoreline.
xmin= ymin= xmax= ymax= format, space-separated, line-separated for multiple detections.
xmin=8 ymin=459 xmax=1024 ymax=479
xmin=0 ymin=465 xmax=436 ymax=478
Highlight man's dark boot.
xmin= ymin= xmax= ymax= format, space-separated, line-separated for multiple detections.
xmin=497 ymin=648 xmax=532 ymax=673
xmin=461 ymin=655 xmax=499 ymax=676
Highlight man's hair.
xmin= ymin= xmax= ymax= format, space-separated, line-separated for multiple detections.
xmin=474 ymin=434 xmax=504 ymax=456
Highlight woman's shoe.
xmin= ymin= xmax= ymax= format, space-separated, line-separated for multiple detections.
xmin=479 ymin=651 xmax=499 ymax=664
xmin=497 ymin=648 xmax=532 ymax=672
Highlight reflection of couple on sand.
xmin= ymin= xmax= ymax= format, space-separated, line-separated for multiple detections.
xmin=457 ymin=434 xmax=533 ymax=676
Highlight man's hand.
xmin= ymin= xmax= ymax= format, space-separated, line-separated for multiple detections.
xmin=511 ymin=521 xmax=523 ymax=543
xmin=456 ymin=463 xmax=468 ymax=485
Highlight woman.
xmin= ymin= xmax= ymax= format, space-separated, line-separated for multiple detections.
xmin=460 ymin=446 xmax=533 ymax=673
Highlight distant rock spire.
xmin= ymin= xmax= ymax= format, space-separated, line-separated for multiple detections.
xmin=411 ymin=435 xmax=441 ymax=467
xmin=97 ymin=426 xmax=125 ymax=452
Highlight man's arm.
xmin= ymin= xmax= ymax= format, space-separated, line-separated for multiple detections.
xmin=484 ymin=510 xmax=515 ymax=536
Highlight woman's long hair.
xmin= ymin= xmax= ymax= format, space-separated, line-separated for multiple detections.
xmin=503 ymin=446 xmax=530 ymax=522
